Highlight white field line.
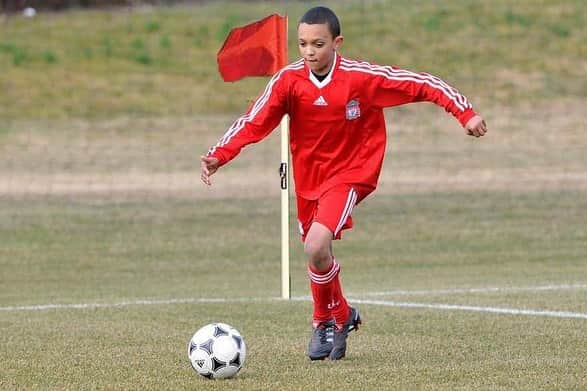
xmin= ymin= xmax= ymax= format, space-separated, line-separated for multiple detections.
xmin=349 ymin=299 xmax=587 ymax=320
xmin=2 ymin=284 xmax=587 ymax=320
xmin=347 ymin=283 xmax=587 ymax=297
xmin=0 ymin=297 xmax=271 ymax=312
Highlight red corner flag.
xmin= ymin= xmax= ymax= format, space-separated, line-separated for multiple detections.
xmin=217 ymin=14 xmax=287 ymax=82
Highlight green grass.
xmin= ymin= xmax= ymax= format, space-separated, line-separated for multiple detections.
xmin=2 ymin=303 xmax=586 ymax=390
xmin=1 ymin=190 xmax=586 ymax=304
xmin=0 ymin=0 xmax=586 ymax=118
xmin=1 ymin=190 xmax=586 ymax=389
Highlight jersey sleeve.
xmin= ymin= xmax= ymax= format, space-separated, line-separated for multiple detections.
xmin=207 ymin=72 xmax=288 ymax=166
xmin=366 ymin=64 xmax=476 ymax=126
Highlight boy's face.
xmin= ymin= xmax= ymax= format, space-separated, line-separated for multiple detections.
xmin=298 ymin=23 xmax=343 ymax=75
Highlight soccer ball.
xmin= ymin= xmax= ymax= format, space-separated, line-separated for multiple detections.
xmin=187 ymin=322 xmax=246 ymax=379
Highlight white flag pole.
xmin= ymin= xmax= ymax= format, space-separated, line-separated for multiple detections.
xmin=279 ymin=13 xmax=290 ymax=300
xmin=279 ymin=114 xmax=290 ymax=299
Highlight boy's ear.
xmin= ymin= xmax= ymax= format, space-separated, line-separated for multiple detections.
xmin=333 ymin=35 xmax=344 ymax=50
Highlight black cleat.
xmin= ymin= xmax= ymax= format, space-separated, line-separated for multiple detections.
xmin=329 ymin=307 xmax=361 ymax=360
xmin=307 ymin=320 xmax=335 ymax=360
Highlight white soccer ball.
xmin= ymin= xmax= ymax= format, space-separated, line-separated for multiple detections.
xmin=187 ymin=322 xmax=246 ymax=379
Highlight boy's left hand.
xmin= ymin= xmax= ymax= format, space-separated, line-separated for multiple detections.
xmin=200 ymin=155 xmax=219 ymax=186
xmin=465 ymin=115 xmax=488 ymax=138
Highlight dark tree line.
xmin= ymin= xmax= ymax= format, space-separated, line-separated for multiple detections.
xmin=1 ymin=0 xmax=200 ymax=12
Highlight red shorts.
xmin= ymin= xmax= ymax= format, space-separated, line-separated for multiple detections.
xmin=296 ymin=184 xmax=372 ymax=242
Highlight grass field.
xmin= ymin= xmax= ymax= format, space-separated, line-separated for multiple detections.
xmin=2 ymin=105 xmax=586 ymax=389
xmin=1 ymin=0 xmax=587 ymax=389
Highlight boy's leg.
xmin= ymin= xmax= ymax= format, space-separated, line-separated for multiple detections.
xmin=330 ymin=259 xmax=350 ymax=327
xmin=302 ymin=184 xmax=360 ymax=360
xmin=310 ymin=185 xmax=358 ymax=327
xmin=305 ymin=222 xmax=336 ymax=360
xmin=327 ymin=184 xmax=372 ymax=329
xmin=305 ymin=222 xmax=337 ymax=324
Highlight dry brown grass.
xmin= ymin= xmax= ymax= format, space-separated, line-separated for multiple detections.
xmin=1 ymin=101 xmax=585 ymax=199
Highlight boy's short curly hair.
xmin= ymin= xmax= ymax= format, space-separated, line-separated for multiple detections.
xmin=299 ymin=6 xmax=341 ymax=38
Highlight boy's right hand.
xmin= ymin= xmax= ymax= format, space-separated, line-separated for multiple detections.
xmin=465 ymin=115 xmax=488 ymax=138
xmin=200 ymin=155 xmax=219 ymax=186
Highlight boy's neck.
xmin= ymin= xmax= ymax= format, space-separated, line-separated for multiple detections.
xmin=311 ymin=70 xmax=329 ymax=82
xmin=311 ymin=52 xmax=337 ymax=82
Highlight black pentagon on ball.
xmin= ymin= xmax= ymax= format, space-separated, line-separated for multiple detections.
xmin=199 ymin=338 xmax=214 ymax=355
xmin=212 ymin=357 xmax=227 ymax=371
xmin=229 ymin=352 xmax=241 ymax=367
xmin=188 ymin=340 xmax=198 ymax=355
xmin=213 ymin=325 xmax=229 ymax=338
xmin=232 ymin=335 xmax=243 ymax=349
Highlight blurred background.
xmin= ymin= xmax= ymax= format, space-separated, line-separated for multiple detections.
xmin=1 ymin=0 xmax=585 ymax=196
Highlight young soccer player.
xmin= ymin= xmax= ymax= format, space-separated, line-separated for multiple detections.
xmin=201 ymin=6 xmax=487 ymax=360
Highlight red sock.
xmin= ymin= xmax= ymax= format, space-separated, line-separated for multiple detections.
xmin=308 ymin=259 xmax=339 ymax=325
xmin=330 ymin=258 xmax=350 ymax=328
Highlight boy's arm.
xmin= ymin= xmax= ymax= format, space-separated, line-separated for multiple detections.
xmin=368 ymin=64 xmax=486 ymax=133
xmin=202 ymin=73 xmax=288 ymax=185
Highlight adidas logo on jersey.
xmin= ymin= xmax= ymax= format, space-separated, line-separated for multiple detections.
xmin=313 ymin=95 xmax=328 ymax=106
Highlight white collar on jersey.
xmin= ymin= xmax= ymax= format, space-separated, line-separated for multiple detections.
xmin=309 ymin=51 xmax=337 ymax=89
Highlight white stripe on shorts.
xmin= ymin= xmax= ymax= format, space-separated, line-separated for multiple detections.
xmin=334 ymin=188 xmax=358 ymax=237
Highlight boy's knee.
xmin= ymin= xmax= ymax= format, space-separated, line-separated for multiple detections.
xmin=304 ymin=240 xmax=331 ymax=271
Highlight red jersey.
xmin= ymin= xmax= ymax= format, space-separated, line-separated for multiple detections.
xmin=208 ymin=53 xmax=477 ymax=200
